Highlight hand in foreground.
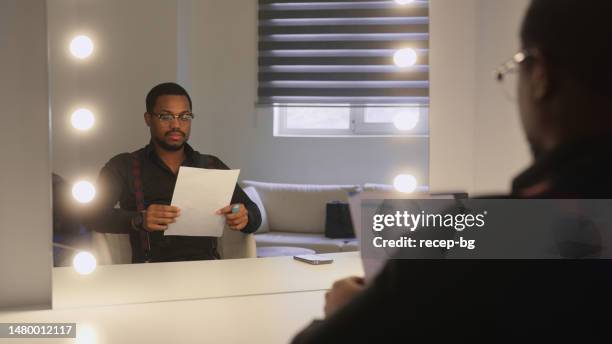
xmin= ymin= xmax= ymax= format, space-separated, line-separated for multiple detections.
xmin=144 ymin=204 xmax=181 ymax=232
xmin=216 ymin=204 xmax=249 ymax=231
xmin=324 ymin=277 xmax=366 ymax=318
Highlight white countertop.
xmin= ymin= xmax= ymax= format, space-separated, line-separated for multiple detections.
xmin=53 ymin=252 xmax=363 ymax=309
xmin=0 ymin=252 xmax=363 ymax=343
xmin=0 ymin=290 xmax=328 ymax=344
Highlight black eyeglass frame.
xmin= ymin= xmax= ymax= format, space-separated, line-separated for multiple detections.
xmin=148 ymin=112 xmax=195 ymax=123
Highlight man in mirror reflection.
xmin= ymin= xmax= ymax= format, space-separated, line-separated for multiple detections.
xmin=84 ymin=82 xmax=261 ymax=263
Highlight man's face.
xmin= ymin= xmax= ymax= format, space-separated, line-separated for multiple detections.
xmin=145 ymin=95 xmax=192 ymax=152
xmin=517 ymin=51 xmax=548 ymax=158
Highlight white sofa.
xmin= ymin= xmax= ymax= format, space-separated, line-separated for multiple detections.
xmin=241 ymin=180 xmax=361 ymax=254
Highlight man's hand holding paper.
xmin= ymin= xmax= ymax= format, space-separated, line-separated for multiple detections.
xmin=142 ymin=205 xmax=181 ymax=232
xmin=163 ymin=167 xmax=241 ymax=237
xmin=216 ymin=204 xmax=249 ymax=231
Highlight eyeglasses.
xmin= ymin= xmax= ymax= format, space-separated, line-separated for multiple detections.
xmin=149 ymin=112 xmax=195 ymax=123
xmin=494 ymin=50 xmax=532 ymax=83
xmin=493 ymin=49 xmax=533 ymax=101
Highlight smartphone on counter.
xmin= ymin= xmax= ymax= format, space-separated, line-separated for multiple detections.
xmin=293 ymin=254 xmax=334 ymax=265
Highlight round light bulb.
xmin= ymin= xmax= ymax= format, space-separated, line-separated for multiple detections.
xmin=70 ymin=35 xmax=94 ymax=59
xmin=393 ymin=48 xmax=418 ymax=68
xmin=71 ymin=109 xmax=95 ymax=131
xmin=393 ymin=174 xmax=418 ymax=193
xmin=395 ymin=0 xmax=415 ymax=4
xmin=393 ymin=109 xmax=420 ymax=131
xmin=72 ymin=181 xmax=96 ymax=204
xmin=73 ymin=252 xmax=97 ymax=275
xmin=76 ymin=324 xmax=97 ymax=344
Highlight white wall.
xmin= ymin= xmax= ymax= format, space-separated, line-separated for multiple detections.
xmin=472 ymin=0 xmax=531 ymax=194
xmin=430 ymin=0 xmax=532 ymax=195
xmin=0 ymin=0 xmax=52 ymax=309
xmin=429 ymin=0 xmax=478 ymax=193
xmin=48 ymin=0 xmax=179 ymax=183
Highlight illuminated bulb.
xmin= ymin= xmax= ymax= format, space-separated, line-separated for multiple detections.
xmin=76 ymin=324 xmax=97 ymax=344
xmin=73 ymin=252 xmax=97 ymax=275
xmin=393 ymin=48 xmax=418 ymax=68
xmin=394 ymin=174 xmax=418 ymax=193
xmin=72 ymin=181 xmax=96 ymax=203
xmin=395 ymin=0 xmax=415 ymax=4
xmin=70 ymin=35 xmax=94 ymax=59
xmin=71 ymin=109 xmax=95 ymax=131
xmin=393 ymin=108 xmax=420 ymax=131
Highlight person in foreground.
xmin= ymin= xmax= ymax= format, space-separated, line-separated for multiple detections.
xmin=292 ymin=0 xmax=612 ymax=342
xmin=85 ymin=82 xmax=261 ymax=263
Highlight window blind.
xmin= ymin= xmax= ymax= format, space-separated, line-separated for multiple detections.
xmin=258 ymin=0 xmax=430 ymax=105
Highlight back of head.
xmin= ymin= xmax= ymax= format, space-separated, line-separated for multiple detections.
xmin=521 ymin=0 xmax=612 ymax=98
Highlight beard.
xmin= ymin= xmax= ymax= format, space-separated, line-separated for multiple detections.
xmin=153 ymin=131 xmax=186 ymax=152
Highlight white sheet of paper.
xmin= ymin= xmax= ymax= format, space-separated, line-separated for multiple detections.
xmin=164 ymin=167 xmax=240 ymax=237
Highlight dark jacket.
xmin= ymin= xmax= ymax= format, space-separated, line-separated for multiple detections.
xmin=292 ymin=136 xmax=612 ymax=343
xmin=84 ymin=143 xmax=261 ymax=263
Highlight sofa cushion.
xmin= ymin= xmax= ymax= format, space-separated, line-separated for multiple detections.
xmin=242 ymin=180 xmax=359 ymax=234
xmin=242 ymin=186 xmax=270 ymax=233
xmin=255 ymin=232 xmax=358 ymax=254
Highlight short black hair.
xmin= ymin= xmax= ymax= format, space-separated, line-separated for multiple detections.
xmin=521 ymin=0 xmax=612 ymax=96
xmin=145 ymin=82 xmax=193 ymax=113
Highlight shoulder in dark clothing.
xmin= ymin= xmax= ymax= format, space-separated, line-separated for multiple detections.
xmin=102 ymin=152 xmax=133 ymax=173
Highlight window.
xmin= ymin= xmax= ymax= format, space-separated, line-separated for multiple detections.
xmin=258 ymin=0 xmax=430 ymax=137
xmin=274 ymin=105 xmax=428 ymax=137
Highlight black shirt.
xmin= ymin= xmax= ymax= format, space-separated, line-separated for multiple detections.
xmin=512 ymin=135 xmax=612 ymax=198
xmin=84 ymin=142 xmax=261 ymax=263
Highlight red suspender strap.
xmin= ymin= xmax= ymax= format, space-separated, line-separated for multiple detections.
xmin=131 ymin=152 xmax=151 ymax=261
